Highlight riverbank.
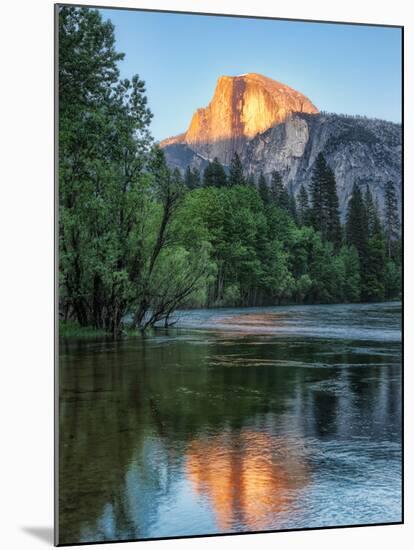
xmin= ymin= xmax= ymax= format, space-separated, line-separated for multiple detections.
xmin=59 ymin=300 xmax=402 ymax=339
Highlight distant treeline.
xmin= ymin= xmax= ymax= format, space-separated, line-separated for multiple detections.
xmin=59 ymin=7 xmax=402 ymax=335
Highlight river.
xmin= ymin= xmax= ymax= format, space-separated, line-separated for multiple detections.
xmin=58 ymin=302 xmax=402 ymax=544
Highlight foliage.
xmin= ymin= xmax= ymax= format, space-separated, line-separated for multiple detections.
xmin=184 ymin=166 xmax=201 ymax=189
xmin=258 ymin=172 xmax=269 ymax=204
xmin=59 ymin=7 xmax=402 ymax=337
xmin=345 ymin=182 xmax=400 ymax=302
xmin=203 ymin=157 xmax=227 ymax=187
xmin=297 ymin=185 xmax=310 ymax=227
xmin=270 ymin=171 xmax=290 ymax=210
xmin=384 ymin=181 xmax=400 ymax=259
xmin=228 ymin=153 xmax=246 ymax=186
xmin=310 ymin=153 xmax=341 ymax=247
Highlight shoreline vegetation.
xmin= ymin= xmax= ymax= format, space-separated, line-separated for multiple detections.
xmin=59 ymin=7 xmax=402 ymax=338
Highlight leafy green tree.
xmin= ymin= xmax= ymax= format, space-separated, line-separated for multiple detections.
xmin=261 ymin=240 xmax=294 ymax=305
xmin=384 ymin=260 xmax=401 ymax=299
xmin=340 ymin=245 xmax=361 ymax=302
xmin=59 ymin=6 xmax=153 ymax=334
xmin=59 ymin=7 xmax=123 ymax=114
xmin=203 ymin=157 xmax=227 ymax=187
xmin=59 ymin=7 xmax=213 ymax=334
xmin=228 ymin=152 xmax=245 ymax=186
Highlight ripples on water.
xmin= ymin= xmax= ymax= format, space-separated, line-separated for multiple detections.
xmin=173 ymin=302 xmax=401 ymax=341
xmin=59 ymin=302 xmax=402 ymax=544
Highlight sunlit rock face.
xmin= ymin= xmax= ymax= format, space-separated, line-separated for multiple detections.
xmin=160 ymin=73 xmax=318 ymax=164
xmin=160 ymin=73 xmax=401 ymax=219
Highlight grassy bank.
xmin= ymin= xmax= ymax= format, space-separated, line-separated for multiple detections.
xmin=59 ymin=320 xmax=144 ymax=338
xmin=59 ymin=321 xmax=110 ymax=338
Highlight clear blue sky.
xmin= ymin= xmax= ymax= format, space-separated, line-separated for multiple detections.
xmin=100 ymin=8 xmax=402 ymax=141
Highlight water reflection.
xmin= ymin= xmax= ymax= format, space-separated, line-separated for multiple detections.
xmin=58 ymin=303 xmax=402 ymax=544
xmin=186 ymin=431 xmax=309 ymax=531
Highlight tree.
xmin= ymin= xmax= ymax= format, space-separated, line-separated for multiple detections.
xmin=309 ymin=153 xmax=328 ymax=235
xmin=270 ymin=171 xmax=289 ymax=210
xmin=384 ymin=181 xmax=400 ymax=259
xmin=60 ymin=7 xmax=213 ymax=335
xmin=309 ymin=153 xmax=341 ymax=247
xmin=203 ymin=157 xmax=227 ymax=187
xmin=384 ymin=260 xmax=401 ymax=299
xmin=59 ymin=7 xmax=123 ymax=114
xmin=132 ymin=150 xmax=186 ymax=326
xmin=340 ymin=246 xmax=361 ymax=302
xmin=364 ymin=185 xmax=377 ymax=237
xmin=364 ymin=219 xmax=386 ymax=301
xmin=325 ymin=166 xmax=342 ymax=248
xmin=288 ymin=189 xmax=298 ymax=224
xmin=297 ymin=185 xmax=310 ymax=226
xmin=345 ymin=183 xmax=387 ymax=301
xmin=184 ymin=166 xmax=201 ymax=189
xmin=258 ymin=172 xmax=270 ymax=204
xmin=59 ymin=6 xmax=153 ymax=335
xmin=228 ymin=152 xmax=246 ymax=186
xmin=346 ymin=184 xmax=368 ymax=257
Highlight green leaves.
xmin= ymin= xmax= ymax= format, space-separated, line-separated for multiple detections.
xmin=59 ymin=6 xmax=401 ymax=333
xmin=203 ymin=157 xmax=227 ymax=187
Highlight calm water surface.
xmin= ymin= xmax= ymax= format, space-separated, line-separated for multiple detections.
xmin=59 ymin=302 xmax=402 ymax=544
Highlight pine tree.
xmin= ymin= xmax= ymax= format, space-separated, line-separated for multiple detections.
xmin=184 ymin=166 xmax=201 ymax=190
xmin=193 ymin=168 xmax=201 ymax=188
xmin=228 ymin=152 xmax=245 ymax=186
xmin=364 ymin=220 xmax=386 ymax=301
xmin=384 ymin=181 xmax=400 ymax=259
xmin=258 ymin=172 xmax=269 ymax=204
xmin=203 ymin=157 xmax=227 ymax=187
xmin=270 ymin=171 xmax=289 ymax=210
xmin=309 ymin=153 xmax=341 ymax=247
xmin=346 ymin=184 xmax=368 ymax=257
xmin=289 ymin=190 xmax=298 ymax=223
xmin=364 ymin=185 xmax=376 ymax=237
xmin=297 ymin=185 xmax=310 ymax=226
xmin=184 ymin=166 xmax=192 ymax=188
xmin=325 ymin=166 xmax=342 ymax=248
xmin=310 ymin=153 xmax=328 ymax=236
xmin=345 ymin=183 xmax=384 ymax=301
xmin=246 ymin=174 xmax=255 ymax=187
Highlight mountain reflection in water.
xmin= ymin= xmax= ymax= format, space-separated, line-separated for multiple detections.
xmin=58 ymin=302 xmax=402 ymax=544
xmin=186 ymin=431 xmax=309 ymax=531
